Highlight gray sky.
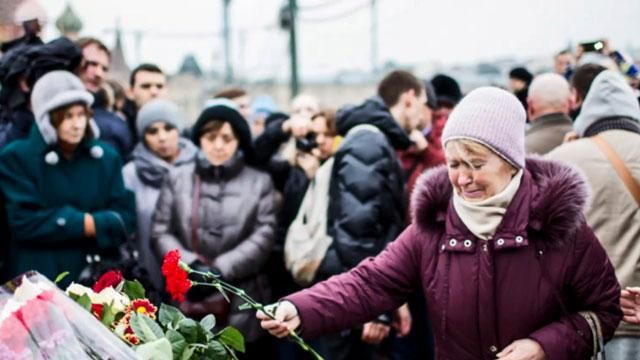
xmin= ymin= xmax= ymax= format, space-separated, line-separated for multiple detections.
xmin=40 ymin=0 xmax=640 ymax=80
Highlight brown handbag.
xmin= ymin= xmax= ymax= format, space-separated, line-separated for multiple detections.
xmin=591 ymin=135 xmax=640 ymax=207
xmin=178 ymin=174 xmax=231 ymax=323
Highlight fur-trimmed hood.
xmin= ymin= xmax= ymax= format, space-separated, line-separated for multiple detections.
xmin=411 ymin=156 xmax=589 ymax=247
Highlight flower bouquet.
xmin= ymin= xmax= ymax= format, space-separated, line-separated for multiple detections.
xmin=64 ymin=269 xmax=245 ymax=359
xmin=0 ymin=271 xmax=137 ymax=359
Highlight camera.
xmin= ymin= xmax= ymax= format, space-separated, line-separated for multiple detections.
xmin=580 ymin=40 xmax=605 ymax=53
xmin=295 ymin=132 xmax=317 ymax=153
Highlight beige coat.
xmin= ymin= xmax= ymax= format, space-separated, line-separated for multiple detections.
xmin=525 ymin=112 xmax=573 ymax=155
xmin=547 ymin=129 xmax=640 ymax=336
xmin=284 ymin=158 xmax=334 ymax=285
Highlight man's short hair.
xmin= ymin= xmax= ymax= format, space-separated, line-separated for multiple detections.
xmin=377 ymin=70 xmax=423 ymax=108
xmin=528 ymin=73 xmax=571 ymax=111
xmin=76 ymin=37 xmax=111 ymax=59
xmin=130 ymin=63 xmax=164 ymax=87
xmin=214 ymin=87 xmax=247 ymax=100
xmin=572 ymin=64 xmax=607 ymax=103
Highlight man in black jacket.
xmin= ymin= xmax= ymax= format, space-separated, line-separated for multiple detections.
xmin=317 ymin=70 xmax=425 ymax=359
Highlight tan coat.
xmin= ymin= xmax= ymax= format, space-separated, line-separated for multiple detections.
xmin=547 ymin=130 xmax=640 ymax=336
xmin=525 ymin=112 xmax=573 ymax=155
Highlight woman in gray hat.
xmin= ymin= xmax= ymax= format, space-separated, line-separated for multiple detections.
xmin=0 ymin=70 xmax=135 ymax=286
xmin=122 ymin=98 xmax=198 ymax=291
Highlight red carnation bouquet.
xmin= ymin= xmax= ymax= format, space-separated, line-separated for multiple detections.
xmin=64 ymin=267 xmax=245 ymax=359
xmin=161 ymin=249 xmax=324 ymax=360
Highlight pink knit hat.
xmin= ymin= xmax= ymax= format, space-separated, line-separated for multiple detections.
xmin=441 ymin=87 xmax=526 ymax=168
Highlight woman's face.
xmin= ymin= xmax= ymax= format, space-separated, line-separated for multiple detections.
xmin=310 ymin=116 xmax=335 ymax=160
xmin=56 ymin=104 xmax=88 ymax=145
xmin=144 ymin=122 xmax=180 ymax=163
xmin=445 ymin=141 xmax=517 ymax=202
xmin=199 ymin=122 xmax=238 ymax=166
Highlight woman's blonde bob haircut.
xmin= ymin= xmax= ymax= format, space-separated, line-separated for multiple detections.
xmin=445 ymin=138 xmax=517 ymax=170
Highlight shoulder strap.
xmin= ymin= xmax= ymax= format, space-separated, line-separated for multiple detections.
xmin=191 ymin=174 xmax=201 ymax=252
xmin=591 ymin=135 xmax=640 ymax=207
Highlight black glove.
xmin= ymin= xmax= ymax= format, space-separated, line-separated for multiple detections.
xmin=186 ymin=261 xmax=223 ymax=302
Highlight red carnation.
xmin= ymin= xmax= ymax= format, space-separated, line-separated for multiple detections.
xmin=162 ymin=250 xmax=192 ymax=302
xmin=93 ymin=270 xmax=123 ymax=292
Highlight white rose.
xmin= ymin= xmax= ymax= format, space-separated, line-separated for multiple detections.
xmin=93 ymin=287 xmax=130 ymax=312
xmin=65 ymin=283 xmax=96 ymax=299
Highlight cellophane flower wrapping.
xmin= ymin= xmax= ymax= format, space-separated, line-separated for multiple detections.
xmin=0 ymin=271 xmax=137 ymax=359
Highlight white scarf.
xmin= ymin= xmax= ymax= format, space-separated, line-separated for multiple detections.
xmin=452 ymin=170 xmax=524 ymax=240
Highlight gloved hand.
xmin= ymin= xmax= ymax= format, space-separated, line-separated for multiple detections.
xmin=185 ymin=261 xmax=222 ymax=302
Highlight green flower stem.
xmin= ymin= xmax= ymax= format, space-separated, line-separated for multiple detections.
xmin=190 ymin=271 xmax=324 ymax=360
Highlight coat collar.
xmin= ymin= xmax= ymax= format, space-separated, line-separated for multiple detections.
xmin=527 ymin=112 xmax=572 ymax=133
xmin=411 ymin=156 xmax=589 ymax=248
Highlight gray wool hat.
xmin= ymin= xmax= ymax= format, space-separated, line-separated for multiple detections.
xmin=30 ymin=70 xmax=99 ymax=145
xmin=136 ymin=99 xmax=185 ymax=138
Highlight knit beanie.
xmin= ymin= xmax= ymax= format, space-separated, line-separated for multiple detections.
xmin=431 ymin=74 xmax=462 ymax=107
xmin=191 ymin=102 xmax=254 ymax=163
xmin=136 ymin=99 xmax=185 ymax=138
xmin=442 ymin=87 xmax=526 ymax=168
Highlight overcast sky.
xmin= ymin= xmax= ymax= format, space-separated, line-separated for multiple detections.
xmin=40 ymin=0 xmax=640 ymax=80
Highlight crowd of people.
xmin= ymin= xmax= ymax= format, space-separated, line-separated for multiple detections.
xmin=1 ymin=28 xmax=640 ymax=360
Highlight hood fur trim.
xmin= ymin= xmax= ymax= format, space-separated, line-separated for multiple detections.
xmin=410 ymin=156 xmax=589 ymax=247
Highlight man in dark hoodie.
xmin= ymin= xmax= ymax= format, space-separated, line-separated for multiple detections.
xmin=314 ymin=70 xmax=424 ymax=359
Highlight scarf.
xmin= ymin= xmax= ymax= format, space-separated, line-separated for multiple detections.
xmin=452 ymin=169 xmax=523 ymax=240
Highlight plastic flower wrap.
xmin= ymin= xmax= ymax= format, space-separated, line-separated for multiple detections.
xmin=0 ymin=271 xmax=137 ymax=359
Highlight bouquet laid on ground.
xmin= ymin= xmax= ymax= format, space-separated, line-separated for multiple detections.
xmin=161 ymin=249 xmax=323 ymax=360
xmin=0 ymin=271 xmax=137 ymax=359
xmin=64 ymin=269 xmax=244 ymax=359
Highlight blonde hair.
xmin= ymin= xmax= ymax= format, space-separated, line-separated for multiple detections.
xmin=445 ymin=138 xmax=518 ymax=172
xmin=445 ymin=138 xmax=494 ymax=157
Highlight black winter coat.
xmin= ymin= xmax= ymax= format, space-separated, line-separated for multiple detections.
xmin=316 ymin=97 xmax=412 ymax=280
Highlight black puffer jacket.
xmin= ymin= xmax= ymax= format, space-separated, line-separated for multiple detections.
xmin=316 ymin=97 xmax=411 ymax=280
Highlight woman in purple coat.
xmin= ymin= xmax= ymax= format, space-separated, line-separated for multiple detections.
xmin=258 ymin=87 xmax=622 ymax=360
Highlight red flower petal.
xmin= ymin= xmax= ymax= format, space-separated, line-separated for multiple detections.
xmin=93 ymin=270 xmax=124 ymax=292
xmin=161 ymin=250 xmax=191 ymax=302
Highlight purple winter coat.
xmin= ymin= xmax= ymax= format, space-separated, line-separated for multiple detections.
xmin=286 ymin=158 xmax=621 ymax=360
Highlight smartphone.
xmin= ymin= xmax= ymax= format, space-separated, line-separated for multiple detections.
xmin=580 ymin=40 xmax=605 ymax=53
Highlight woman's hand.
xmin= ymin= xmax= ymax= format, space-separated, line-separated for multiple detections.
xmin=361 ymin=321 xmax=390 ymax=344
xmin=497 ymin=339 xmax=546 ymax=360
xmin=408 ymin=129 xmax=429 ymax=152
xmin=392 ymin=303 xmax=412 ymax=337
xmin=257 ymin=300 xmax=301 ymax=338
xmin=282 ymin=115 xmax=311 ymax=139
xmin=621 ymin=287 xmax=640 ymax=324
xmin=296 ymin=152 xmax=321 ymax=179
xmin=84 ymin=213 xmax=96 ymax=237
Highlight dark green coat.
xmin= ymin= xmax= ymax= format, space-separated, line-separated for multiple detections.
xmin=0 ymin=125 xmax=135 ymax=284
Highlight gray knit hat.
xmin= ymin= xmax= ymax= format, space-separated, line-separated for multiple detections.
xmin=136 ymin=99 xmax=184 ymax=138
xmin=30 ymin=70 xmax=98 ymax=145
xmin=442 ymin=87 xmax=526 ymax=168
